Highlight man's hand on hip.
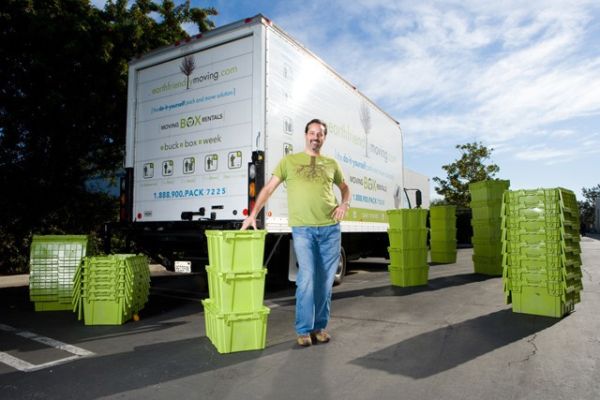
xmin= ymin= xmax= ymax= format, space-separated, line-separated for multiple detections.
xmin=331 ymin=203 xmax=350 ymax=221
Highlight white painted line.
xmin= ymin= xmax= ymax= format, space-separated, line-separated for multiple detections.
xmin=0 ymin=351 xmax=35 ymax=371
xmin=0 ymin=352 xmax=82 ymax=372
xmin=16 ymin=331 xmax=94 ymax=356
xmin=0 ymin=323 xmax=95 ymax=372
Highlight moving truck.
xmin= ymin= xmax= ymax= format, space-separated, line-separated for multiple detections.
xmin=119 ymin=15 xmax=408 ymax=283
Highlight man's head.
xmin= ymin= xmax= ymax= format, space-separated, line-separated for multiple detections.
xmin=304 ymin=119 xmax=327 ymax=154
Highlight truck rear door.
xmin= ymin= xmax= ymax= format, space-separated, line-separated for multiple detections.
xmin=131 ymin=35 xmax=256 ymax=222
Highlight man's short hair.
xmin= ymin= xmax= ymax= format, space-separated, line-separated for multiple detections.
xmin=304 ymin=118 xmax=328 ymax=135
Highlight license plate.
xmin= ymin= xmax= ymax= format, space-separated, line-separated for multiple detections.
xmin=174 ymin=261 xmax=192 ymax=273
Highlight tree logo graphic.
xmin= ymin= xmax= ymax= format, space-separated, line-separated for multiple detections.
xmin=180 ymin=56 xmax=196 ymax=89
xmin=296 ymin=156 xmax=327 ymax=183
xmin=360 ymin=102 xmax=371 ymax=157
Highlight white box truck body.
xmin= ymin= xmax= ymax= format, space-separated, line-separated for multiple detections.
xmin=122 ymin=15 xmax=406 ymax=281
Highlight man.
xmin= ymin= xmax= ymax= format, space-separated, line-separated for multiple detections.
xmin=241 ymin=118 xmax=351 ymax=347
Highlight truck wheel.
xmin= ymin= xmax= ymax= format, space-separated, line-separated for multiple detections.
xmin=334 ymin=247 xmax=347 ymax=286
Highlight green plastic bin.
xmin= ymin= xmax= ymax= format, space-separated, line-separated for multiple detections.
xmin=387 ymin=265 xmax=429 ymax=287
xmin=34 ymin=302 xmax=73 ymax=311
xmin=504 ymin=188 xmax=578 ymax=217
xmin=387 ymin=247 xmax=427 ymax=268
xmin=429 ymin=218 xmax=456 ymax=230
xmin=507 ymin=264 xmax=583 ymax=289
xmin=72 ymin=254 xmax=150 ymax=325
xmin=387 ymin=228 xmax=428 ymax=249
xmin=82 ymin=298 xmax=130 ymax=325
xmin=469 ymin=180 xmax=510 ymax=202
xmin=504 ymin=229 xmax=579 ymax=244
xmin=429 ymin=205 xmax=456 ymax=220
xmin=472 ymin=238 xmax=502 ymax=257
xmin=470 ymin=199 xmax=504 ymax=221
xmin=503 ymin=253 xmax=581 ymax=271
xmin=386 ymin=209 xmax=428 ymax=230
xmin=430 ymin=228 xmax=456 ymax=242
xmin=430 ymin=251 xmax=457 ymax=264
xmin=511 ymin=286 xmax=576 ymax=318
xmin=206 ymin=266 xmax=267 ymax=313
xmin=202 ymin=299 xmax=270 ymax=353
xmin=472 ymin=219 xmax=503 ymax=239
xmin=206 ymin=230 xmax=267 ymax=272
xmin=29 ymin=235 xmax=89 ymax=311
xmin=472 ymin=254 xmax=503 ymax=276
xmin=430 ymin=239 xmax=457 ymax=253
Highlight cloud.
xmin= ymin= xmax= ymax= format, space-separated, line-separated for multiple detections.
xmin=278 ymin=0 xmax=600 ymax=161
xmin=513 ymin=130 xmax=600 ymax=164
xmin=514 ymin=146 xmax=576 ymax=162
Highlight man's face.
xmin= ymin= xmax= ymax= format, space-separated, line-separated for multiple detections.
xmin=305 ymin=123 xmax=326 ymax=152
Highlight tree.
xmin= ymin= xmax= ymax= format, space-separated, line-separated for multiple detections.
xmin=579 ymin=184 xmax=600 ymax=231
xmin=432 ymin=142 xmax=500 ymax=207
xmin=359 ymin=102 xmax=371 ymax=157
xmin=180 ymin=55 xmax=196 ymax=89
xmin=0 ymin=0 xmax=217 ymax=273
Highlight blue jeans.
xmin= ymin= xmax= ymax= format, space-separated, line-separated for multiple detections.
xmin=292 ymin=223 xmax=341 ymax=335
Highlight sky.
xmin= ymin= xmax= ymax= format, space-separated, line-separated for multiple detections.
xmin=95 ymin=0 xmax=600 ymax=200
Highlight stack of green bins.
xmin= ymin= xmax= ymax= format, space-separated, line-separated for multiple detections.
xmin=386 ymin=209 xmax=429 ymax=286
xmin=202 ymin=230 xmax=270 ymax=353
xmin=429 ymin=205 xmax=457 ymax=263
xmin=501 ymin=188 xmax=583 ymax=318
xmin=72 ymin=254 xmax=150 ymax=325
xmin=469 ymin=179 xmax=510 ymax=275
xmin=29 ymin=235 xmax=89 ymax=311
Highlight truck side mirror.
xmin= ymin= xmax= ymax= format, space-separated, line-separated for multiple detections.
xmin=415 ymin=190 xmax=422 ymax=208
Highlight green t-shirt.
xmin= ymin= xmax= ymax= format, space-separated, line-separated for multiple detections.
xmin=272 ymin=152 xmax=345 ymax=227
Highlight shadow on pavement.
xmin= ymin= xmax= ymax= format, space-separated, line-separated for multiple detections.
xmin=371 ymin=273 xmax=496 ymax=298
xmin=267 ymin=273 xmax=498 ymax=308
xmin=350 ymin=308 xmax=559 ymax=378
xmin=0 ymin=279 xmax=201 ymax=346
xmin=335 ymin=273 xmax=497 ymax=300
xmin=0 ymin=336 xmax=292 ymax=400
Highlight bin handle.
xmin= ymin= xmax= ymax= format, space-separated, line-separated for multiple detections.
xmin=222 ymin=269 xmax=266 ymax=281
xmin=224 ymin=310 xmax=265 ymax=323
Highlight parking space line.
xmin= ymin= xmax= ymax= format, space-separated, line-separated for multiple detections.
xmin=0 ymin=323 xmax=94 ymax=372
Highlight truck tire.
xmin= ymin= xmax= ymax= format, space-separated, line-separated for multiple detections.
xmin=334 ymin=247 xmax=347 ymax=286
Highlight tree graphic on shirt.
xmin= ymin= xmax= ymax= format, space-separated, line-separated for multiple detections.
xmin=296 ymin=156 xmax=327 ymax=183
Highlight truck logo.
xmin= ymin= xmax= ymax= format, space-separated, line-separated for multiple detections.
xmin=160 ymin=113 xmax=224 ymax=132
xmin=180 ymin=115 xmax=202 ymax=128
xmin=179 ymin=56 xmax=196 ymax=90
xmin=359 ymin=102 xmax=371 ymax=158
xmin=284 ymin=116 xmax=293 ymax=135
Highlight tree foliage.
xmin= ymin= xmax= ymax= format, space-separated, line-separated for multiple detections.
xmin=432 ymin=142 xmax=500 ymax=207
xmin=0 ymin=0 xmax=217 ymax=273
xmin=579 ymin=184 xmax=600 ymax=231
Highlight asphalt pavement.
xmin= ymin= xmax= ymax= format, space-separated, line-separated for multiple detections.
xmin=1 ymin=235 xmax=599 ymax=400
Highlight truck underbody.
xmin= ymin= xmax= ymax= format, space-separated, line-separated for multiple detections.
xmin=104 ymin=220 xmax=389 ymax=285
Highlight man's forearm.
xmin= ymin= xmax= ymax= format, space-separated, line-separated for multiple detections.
xmin=249 ymin=187 xmax=271 ymax=218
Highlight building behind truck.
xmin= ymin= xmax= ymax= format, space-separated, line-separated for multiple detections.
xmin=404 ymin=168 xmax=430 ymax=209
xmin=117 ymin=15 xmax=416 ymax=284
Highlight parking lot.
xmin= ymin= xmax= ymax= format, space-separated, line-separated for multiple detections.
xmin=1 ymin=236 xmax=599 ymax=400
